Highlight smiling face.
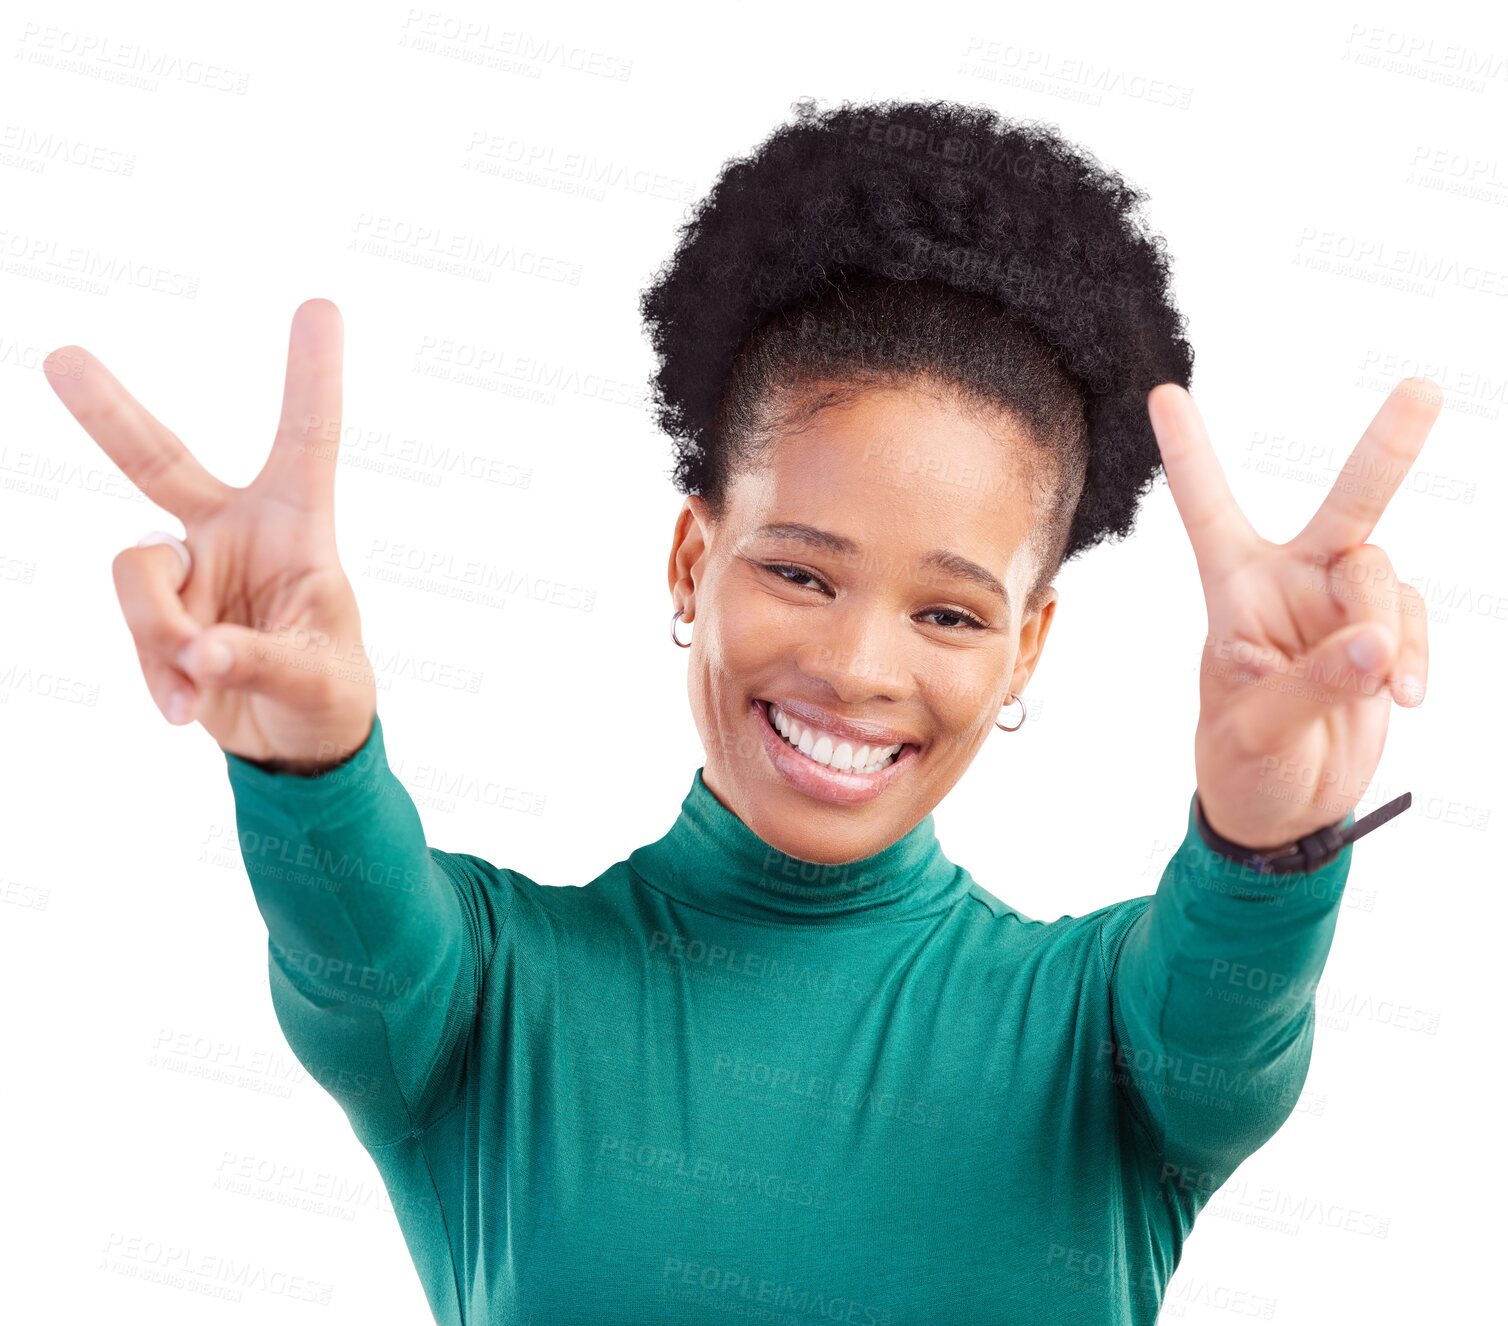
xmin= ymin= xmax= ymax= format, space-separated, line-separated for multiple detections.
xmin=667 ymin=377 xmax=1061 ymax=865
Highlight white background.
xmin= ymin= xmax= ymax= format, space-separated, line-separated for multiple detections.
xmin=3 ymin=0 xmax=1505 ymax=1321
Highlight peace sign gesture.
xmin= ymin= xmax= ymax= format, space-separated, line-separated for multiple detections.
xmin=1147 ymin=377 xmax=1443 ymax=851
xmin=44 ymin=298 xmax=376 ymax=769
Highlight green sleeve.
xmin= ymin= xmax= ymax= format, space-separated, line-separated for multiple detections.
xmin=1104 ymin=791 xmax=1355 ymax=1194
xmin=224 ymin=712 xmax=508 ymax=1148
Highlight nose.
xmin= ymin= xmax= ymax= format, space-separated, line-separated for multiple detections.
xmin=793 ymin=604 xmax=918 ymax=705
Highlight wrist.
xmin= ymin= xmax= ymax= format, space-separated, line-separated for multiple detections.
xmin=1195 ymin=794 xmax=1313 ymax=854
xmin=242 ymin=751 xmax=359 ymax=778
xmin=1192 ymin=789 xmax=1356 ymax=876
xmin=233 ymin=714 xmax=376 ymax=779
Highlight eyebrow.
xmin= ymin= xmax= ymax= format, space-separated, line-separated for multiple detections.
xmin=746 ymin=522 xmax=1010 ymax=609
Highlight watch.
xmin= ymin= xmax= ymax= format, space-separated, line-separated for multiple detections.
xmin=1192 ymin=789 xmax=1413 ymax=876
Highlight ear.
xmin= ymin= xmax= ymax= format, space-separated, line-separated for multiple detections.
xmin=667 ymin=494 xmax=712 ymax=617
xmin=1008 ymin=585 xmax=1058 ymax=699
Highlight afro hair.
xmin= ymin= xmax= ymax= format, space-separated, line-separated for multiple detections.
xmin=638 ymin=96 xmax=1195 ymax=610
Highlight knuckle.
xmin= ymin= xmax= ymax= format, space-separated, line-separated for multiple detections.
xmin=123 ymin=601 xmax=180 ymax=655
xmin=136 ymin=657 xmax=175 ymax=710
xmin=1340 ymin=542 xmax=1390 ymax=574
xmin=1369 ymin=546 xmax=1396 ymax=580
xmin=113 ymin=588 xmax=153 ymax=640
xmin=1327 ymin=543 xmax=1399 ymax=612
xmin=111 ymin=545 xmax=144 ymax=587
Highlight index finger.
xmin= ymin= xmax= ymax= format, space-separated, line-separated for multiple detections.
xmin=1147 ymin=382 xmax=1259 ymax=583
xmin=251 ymin=298 xmax=345 ymax=514
xmin=43 ymin=345 xmax=231 ymax=524
xmin=1290 ymin=376 xmax=1444 ymax=559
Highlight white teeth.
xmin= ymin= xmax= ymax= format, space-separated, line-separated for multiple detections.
xmin=767 ymin=703 xmax=904 ymax=774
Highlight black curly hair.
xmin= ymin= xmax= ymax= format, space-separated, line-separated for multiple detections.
xmin=638 ymin=96 xmax=1194 ymax=616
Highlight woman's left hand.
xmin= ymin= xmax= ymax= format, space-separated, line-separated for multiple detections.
xmin=1146 ymin=377 xmax=1444 ymax=851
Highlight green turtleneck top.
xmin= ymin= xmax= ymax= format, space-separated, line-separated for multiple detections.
xmin=223 ymin=711 xmax=1355 ymax=1325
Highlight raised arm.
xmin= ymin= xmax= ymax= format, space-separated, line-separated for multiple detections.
xmin=1113 ymin=377 xmax=1443 ymax=1195
xmin=43 ymin=300 xmax=500 ymax=1144
xmin=1103 ymin=792 xmax=1354 ymax=1191
xmin=225 ymin=711 xmax=507 ymax=1146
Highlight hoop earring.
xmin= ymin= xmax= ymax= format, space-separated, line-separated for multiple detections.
xmin=995 ymin=693 xmax=1026 ymax=732
xmin=670 ymin=606 xmax=692 ymax=648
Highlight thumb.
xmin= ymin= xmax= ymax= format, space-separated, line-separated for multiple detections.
xmin=173 ymin=622 xmax=333 ymax=703
xmin=1290 ymin=621 xmax=1393 ymax=715
xmin=1244 ymin=622 xmax=1398 ymax=746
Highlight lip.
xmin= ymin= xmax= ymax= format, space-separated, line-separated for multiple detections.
xmin=751 ymin=698 xmax=920 ymax=807
xmin=758 ymin=695 xmax=920 ymax=748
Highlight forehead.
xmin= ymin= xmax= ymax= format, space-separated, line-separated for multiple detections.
xmin=730 ymin=384 xmax=1041 ymax=556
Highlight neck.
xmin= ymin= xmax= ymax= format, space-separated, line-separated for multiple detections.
xmin=627 ymin=768 xmax=973 ymax=926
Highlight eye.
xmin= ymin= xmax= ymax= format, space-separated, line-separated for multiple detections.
xmin=920 ymin=607 xmax=989 ymax=631
xmin=759 ymin=562 xmax=989 ymax=632
xmin=760 ymin=562 xmax=831 ymax=593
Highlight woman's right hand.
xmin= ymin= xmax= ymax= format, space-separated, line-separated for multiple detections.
xmin=44 ymin=298 xmax=378 ymax=770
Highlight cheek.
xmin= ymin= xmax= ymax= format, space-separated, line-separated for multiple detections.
xmin=919 ymin=655 xmax=1010 ymax=742
xmin=702 ymin=587 xmax=786 ymax=681
xmin=687 ymin=600 xmax=786 ymax=771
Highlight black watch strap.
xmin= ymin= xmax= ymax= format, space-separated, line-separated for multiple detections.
xmin=1193 ymin=790 xmax=1413 ymax=875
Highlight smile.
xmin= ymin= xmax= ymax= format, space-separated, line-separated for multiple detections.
xmin=750 ymin=699 xmax=920 ymax=807
xmin=767 ymin=701 xmax=905 ymax=772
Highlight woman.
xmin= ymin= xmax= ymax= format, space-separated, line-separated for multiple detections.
xmin=47 ymin=98 xmax=1436 ymax=1324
